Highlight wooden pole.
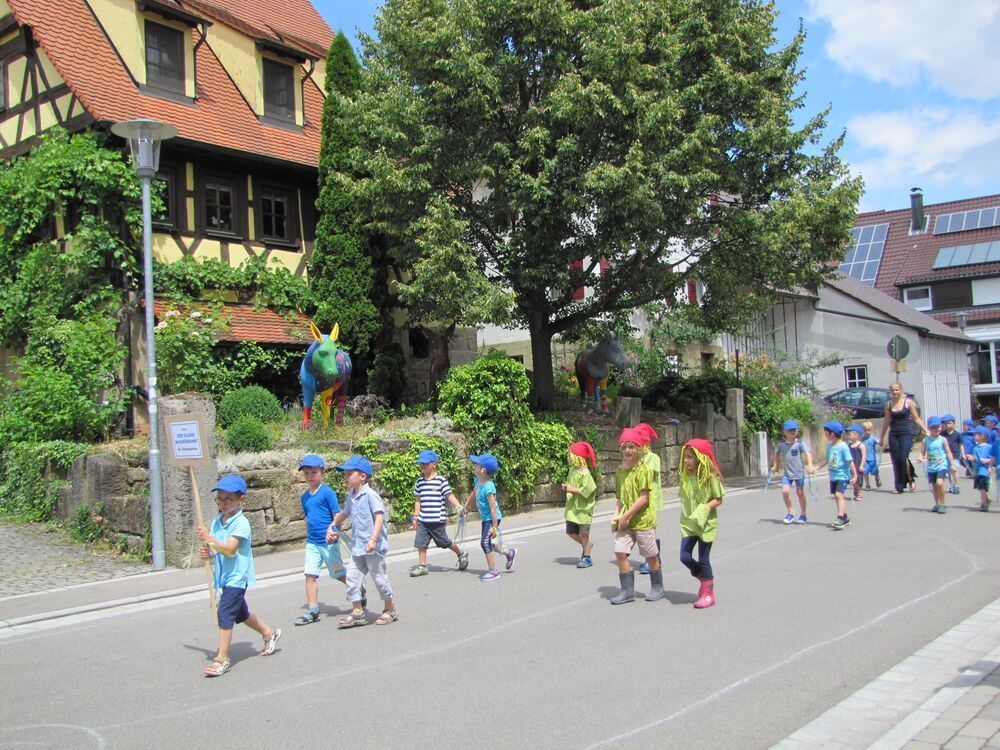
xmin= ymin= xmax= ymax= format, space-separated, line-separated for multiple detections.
xmin=190 ymin=465 xmax=218 ymax=625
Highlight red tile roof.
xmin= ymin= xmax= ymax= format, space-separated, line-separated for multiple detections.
xmin=183 ymin=0 xmax=333 ymax=57
xmin=8 ymin=0 xmax=329 ymax=168
xmin=854 ymin=193 xmax=1000 ymax=299
xmin=153 ymin=300 xmax=312 ymax=344
xmin=929 ymin=305 xmax=1000 ymax=327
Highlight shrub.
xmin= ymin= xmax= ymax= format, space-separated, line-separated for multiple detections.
xmin=438 ymin=350 xmax=531 ymax=450
xmin=498 ymin=420 xmax=573 ymax=506
xmin=217 ymin=385 xmax=283 ymax=428
xmin=71 ymin=503 xmax=104 ymax=543
xmin=226 ymin=416 xmax=273 ymax=453
xmin=744 ymin=391 xmax=814 ymax=441
xmin=0 ymin=441 xmax=87 ymax=521
xmin=642 ymin=367 xmax=738 ymax=414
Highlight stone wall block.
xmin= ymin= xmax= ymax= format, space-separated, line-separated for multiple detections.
xmin=533 ymin=484 xmax=564 ymax=506
xmin=660 ymin=423 xmax=678 ymax=446
xmin=126 ymin=468 xmax=149 ymax=489
xmin=376 ymin=438 xmax=412 ymax=454
xmin=243 ymin=469 xmax=290 ymax=489
xmin=714 ymin=439 xmax=733 ymax=469
xmin=103 ymin=495 xmax=150 ymax=536
xmin=272 ymin=486 xmax=305 ymax=522
xmin=242 ymin=488 xmax=273 ymax=513
xmin=245 ymin=509 xmax=266 ymax=546
xmin=85 ymin=454 xmax=130 ymax=506
xmin=266 ymin=519 xmax=307 ymax=544
xmin=714 ymin=416 xmax=736 ymax=440
xmin=677 ymin=420 xmax=693 ymax=444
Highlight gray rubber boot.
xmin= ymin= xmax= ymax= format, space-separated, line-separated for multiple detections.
xmin=646 ymin=568 xmax=666 ymax=602
xmin=610 ymin=572 xmax=636 ymax=605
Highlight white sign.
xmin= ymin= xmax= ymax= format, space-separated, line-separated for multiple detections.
xmin=163 ymin=412 xmax=211 ymax=466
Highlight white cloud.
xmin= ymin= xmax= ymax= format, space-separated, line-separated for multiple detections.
xmin=847 ymin=107 xmax=1000 ymax=206
xmin=807 ymin=0 xmax=1000 ymax=99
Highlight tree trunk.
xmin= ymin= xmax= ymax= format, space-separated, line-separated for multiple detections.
xmin=424 ymin=323 xmax=455 ymax=406
xmin=528 ymin=318 xmax=555 ymax=410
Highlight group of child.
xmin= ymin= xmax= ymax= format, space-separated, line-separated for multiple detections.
xmin=766 ymin=413 xmax=1000 ymax=532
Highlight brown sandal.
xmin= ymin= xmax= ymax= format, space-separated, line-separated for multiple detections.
xmin=374 ymin=610 xmax=399 ymax=625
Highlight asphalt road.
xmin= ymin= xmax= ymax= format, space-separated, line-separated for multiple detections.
xmin=2 ymin=478 xmax=999 ymax=749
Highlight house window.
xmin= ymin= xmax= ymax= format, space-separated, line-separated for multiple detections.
xmin=903 ymin=286 xmax=932 ymax=311
xmin=845 ymin=365 xmax=868 ymax=389
xmin=204 ymin=180 xmax=235 ymax=234
xmin=263 ymin=59 xmax=294 ymax=120
xmin=260 ymin=188 xmax=290 ymax=241
xmin=145 ymin=21 xmax=185 ymax=93
xmin=153 ymin=168 xmax=176 ymax=227
xmin=973 ymin=343 xmax=999 ymax=386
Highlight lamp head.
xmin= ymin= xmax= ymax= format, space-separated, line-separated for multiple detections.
xmin=111 ymin=119 xmax=177 ymax=178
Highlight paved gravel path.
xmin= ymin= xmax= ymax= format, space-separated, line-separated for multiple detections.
xmin=0 ymin=521 xmax=149 ymax=598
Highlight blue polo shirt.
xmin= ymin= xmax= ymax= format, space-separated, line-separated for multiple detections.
xmin=827 ymin=442 xmax=853 ymax=482
xmin=301 ymin=483 xmax=340 ymax=545
xmin=210 ymin=510 xmax=255 ymax=589
xmin=971 ymin=444 xmax=992 ymax=477
xmin=475 ymin=477 xmax=501 ymax=522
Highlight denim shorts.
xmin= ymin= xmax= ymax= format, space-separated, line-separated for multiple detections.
xmin=974 ymin=476 xmax=990 ymax=491
xmin=927 ymin=470 xmax=948 ymax=484
xmin=303 ymin=541 xmax=345 ymax=579
xmin=829 ymin=479 xmax=849 ymax=495
xmin=781 ymin=476 xmax=804 ymax=488
xmin=217 ymin=586 xmax=249 ymax=629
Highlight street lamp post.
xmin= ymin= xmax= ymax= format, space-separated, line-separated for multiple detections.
xmin=111 ymin=119 xmax=177 ymax=570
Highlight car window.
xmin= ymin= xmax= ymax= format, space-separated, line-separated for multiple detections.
xmin=861 ymin=389 xmax=886 ymax=407
xmin=838 ymin=388 xmax=862 ymax=405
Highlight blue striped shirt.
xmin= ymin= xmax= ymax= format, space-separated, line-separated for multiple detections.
xmin=414 ymin=475 xmax=454 ymax=523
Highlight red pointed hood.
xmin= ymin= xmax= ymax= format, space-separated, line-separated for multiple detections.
xmin=569 ymin=441 xmax=597 ymax=468
xmin=684 ymin=438 xmax=721 ymax=474
xmin=635 ymin=423 xmax=659 ymax=445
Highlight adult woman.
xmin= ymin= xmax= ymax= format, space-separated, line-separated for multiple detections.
xmin=878 ymin=383 xmax=928 ymax=494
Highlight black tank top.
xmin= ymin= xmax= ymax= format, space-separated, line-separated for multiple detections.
xmin=888 ymin=398 xmax=912 ymax=436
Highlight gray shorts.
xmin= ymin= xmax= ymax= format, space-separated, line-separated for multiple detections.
xmin=414 ymin=521 xmax=452 ymax=550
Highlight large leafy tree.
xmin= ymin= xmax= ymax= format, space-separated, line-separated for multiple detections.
xmin=340 ymin=0 xmax=862 ymax=407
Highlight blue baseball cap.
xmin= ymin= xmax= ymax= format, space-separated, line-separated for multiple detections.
xmin=469 ymin=453 xmax=499 ymax=475
xmin=299 ymin=453 xmax=326 ymax=470
xmin=336 ymin=455 xmax=374 ymax=476
xmin=926 ymin=416 xmax=942 ymax=428
xmin=941 ymin=414 xmax=956 ymax=423
xmin=416 ymin=449 xmax=439 ymax=464
xmin=984 ymin=415 xmax=999 ymax=425
xmin=822 ymin=420 xmax=844 ymax=436
xmin=963 ymin=419 xmax=975 ymax=427
xmin=974 ymin=425 xmax=992 ymax=437
xmin=846 ymin=424 xmax=863 ymax=435
xmin=212 ymin=474 xmax=247 ymax=494
xmin=782 ymin=419 xmax=799 ymax=432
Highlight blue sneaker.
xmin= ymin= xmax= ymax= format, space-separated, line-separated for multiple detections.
xmin=931 ymin=504 xmax=940 ymax=513
xmin=782 ymin=513 xmax=795 ymax=525
xmin=936 ymin=504 xmax=948 ymax=514
xmin=576 ymin=555 xmax=593 ymax=568
xmin=796 ymin=515 xmax=807 ymax=524
xmin=639 ymin=562 xmax=650 ymax=574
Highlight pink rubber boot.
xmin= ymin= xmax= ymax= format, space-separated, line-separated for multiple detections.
xmin=693 ymin=578 xmax=715 ymax=609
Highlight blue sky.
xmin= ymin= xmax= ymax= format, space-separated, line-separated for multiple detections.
xmin=315 ymin=0 xmax=1000 ymax=214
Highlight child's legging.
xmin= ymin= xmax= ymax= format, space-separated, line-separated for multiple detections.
xmin=679 ymin=536 xmax=713 ymax=580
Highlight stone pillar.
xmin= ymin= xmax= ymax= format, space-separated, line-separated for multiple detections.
xmin=726 ymin=388 xmax=748 ymax=476
xmin=157 ymin=393 xmax=218 ymax=567
xmin=614 ymin=396 xmax=642 ymax=427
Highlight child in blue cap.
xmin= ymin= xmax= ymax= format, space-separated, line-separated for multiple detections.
xmin=770 ymin=418 xmax=813 ymax=524
xmin=331 ymin=456 xmax=398 ymax=627
xmin=861 ymin=421 xmax=881 ymax=490
xmin=961 ymin=419 xmax=977 ymax=478
xmin=464 ymin=453 xmax=516 ymax=581
xmin=919 ymin=417 xmax=955 ymax=513
xmin=940 ymin=415 xmax=963 ymax=493
xmin=845 ymin=425 xmax=867 ymax=502
xmin=198 ymin=473 xmax=281 ymax=676
xmin=294 ymin=453 xmax=351 ymax=625
xmin=409 ymin=449 xmax=469 ymax=576
xmin=813 ymin=421 xmax=855 ymax=530
xmin=970 ymin=426 xmax=993 ymax=511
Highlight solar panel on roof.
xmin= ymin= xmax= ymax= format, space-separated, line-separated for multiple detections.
xmin=839 ymin=223 xmax=889 ymax=286
xmin=933 ymin=206 xmax=1000 ymax=235
xmin=933 ymin=240 xmax=1000 ymax=269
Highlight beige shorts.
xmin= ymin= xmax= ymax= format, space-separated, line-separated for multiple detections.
xmin=614 ymin=528 xmax=658 ymax=558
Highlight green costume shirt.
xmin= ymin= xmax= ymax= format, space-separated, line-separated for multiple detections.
xmin=679 ymin=474 xmax=724 ymax=542
xmin=615 ymin=462 xmax=657 ymax=531
xmin=564 ymin=467 xmax=598 ymax=525
xmin=642 ymin=450 xmax=663 ymax=511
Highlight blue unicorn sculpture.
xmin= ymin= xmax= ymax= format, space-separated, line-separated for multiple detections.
xmin=574 ymin=332 xmax=627 ymax=411
xmin=300 ymin=321 xmax=352 ymax=429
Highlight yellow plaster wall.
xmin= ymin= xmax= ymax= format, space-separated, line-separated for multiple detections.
xmin=151 ymin=232 xmax=182 ymax=263
xmin=227 ymin=244 xmax=250 ymax=267
xmin=185 ymin=162 xmax=195 ymax=231
xmin=208 ymin=23 xmax=260 ymax=113
xmin=267 ymin=248 xmax=300 ymax=273
xmin=53 ymin=91 xmax=73 ymax=120
xmin=38 ymin=100 xmax=58 ymax=131
xmin=36 ymin=48 xmax=65 ymax=90
xmin=0 ymin=116 xmax=17 ymax=144
xmin=192 ymin=239 xmax=222 ymax=262
xmin=6 ymin=56 xmax=26 ymax=107
xmin=0 ymin=0 xmax=11 ymax=20
xmin=87 ymin=0 xmax=145 ymax=83
xmin=69 ymin=97 xmax=86 ymax=118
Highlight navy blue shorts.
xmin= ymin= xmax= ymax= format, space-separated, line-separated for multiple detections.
xmin=217 ymin=586 xmax=250 ymax=629
xmin=829 ymin=479 xmax=848 ymax=495
xmin=974 ymin=476 xmax=990 ymax=491
xmin=927 ymin=470 xmax=948 ymax=484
